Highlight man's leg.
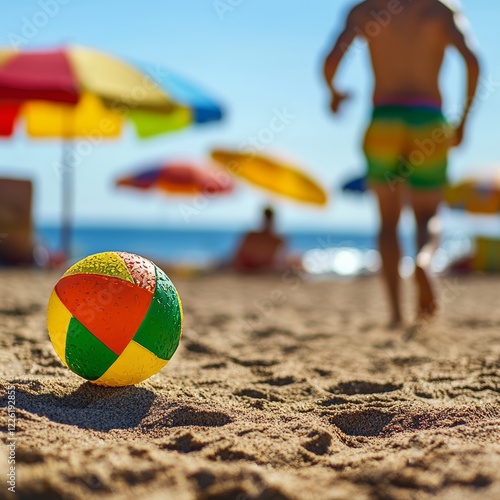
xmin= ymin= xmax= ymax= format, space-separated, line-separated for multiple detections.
xmin=371 ymin=183 xmax=404 ymax=326
xmin=409 ymin=189 xmax=443 ymax=319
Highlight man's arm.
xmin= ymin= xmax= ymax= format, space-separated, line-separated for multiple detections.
xmin=323 ymin=7 xmax=362 ymax=113
xmin=445 ymin=9 xmax=480 ymax=146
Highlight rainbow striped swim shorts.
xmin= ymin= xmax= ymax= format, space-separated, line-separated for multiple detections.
xmin=363 ymin=104 xmax=452 ymax=190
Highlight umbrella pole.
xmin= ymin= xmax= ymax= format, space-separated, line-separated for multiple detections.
xmin=61 ymin=141 xmax=73 ymax=258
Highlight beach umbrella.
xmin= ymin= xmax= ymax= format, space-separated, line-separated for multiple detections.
xmin=445 ymin=174 xmax=500 ymax=214
xmin=342 ymin=174 xmax=368 ymax=194
xmin=116 ymin=162 xmax=234 ymax=196
xmin=210 ymin=149 xmax=328 ymax=206
xmin=341 ymin=172 xmax=500 ymax=215
xmin=0 ymin=45 xmax=224 ymax=255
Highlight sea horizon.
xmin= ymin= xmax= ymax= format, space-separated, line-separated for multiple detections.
xmin=35 ymin=223 xmax=476 ymax=267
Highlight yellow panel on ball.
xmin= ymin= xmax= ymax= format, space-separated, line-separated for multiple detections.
xmin=62 ymin=251 xmax=134 ymax=283
xmin=46 ymin=290 xmax=72 ymax=367
xmin=176 ymin=289 xmax=184 ymax=329
xmin=93 ymin=340 xmax=168 ymax=387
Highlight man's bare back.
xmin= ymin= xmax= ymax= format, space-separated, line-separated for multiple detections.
xmin=353 ymin=0 xmax=453 ymax=105
xmin=324 ymin=0 xmax=479 ymax=143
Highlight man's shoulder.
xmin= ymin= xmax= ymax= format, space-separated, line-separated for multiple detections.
xmin=349 ymin=1 xmax=371 ymax=14
xmin=346 ymin=1 xmax=371 ymax=23
xmin=347 ymin=0 xmax=394 ymax=23
xmin=430 ymin=0 xmax=460 ymax=19
xmin=435 ymin=0 xmax=460 ymax=13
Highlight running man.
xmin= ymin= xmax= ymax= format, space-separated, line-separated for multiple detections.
xmin=323 ymin=0 xmax=480 ymax=326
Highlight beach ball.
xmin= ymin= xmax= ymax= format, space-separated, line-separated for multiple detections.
xmin=46 ymin=252 xmax=183 ymax=386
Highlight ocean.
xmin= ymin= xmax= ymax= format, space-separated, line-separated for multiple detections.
xmin=36 ymin=225 xmax=462 ymax=267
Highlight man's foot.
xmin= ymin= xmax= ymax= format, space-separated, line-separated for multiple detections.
xmin=414 ymin=265 xmax=438 ymax=321
xmin=404 ymin=319 xmax=428 ymax=340
xmin=387 ymin=316 xmax=404 ymax=330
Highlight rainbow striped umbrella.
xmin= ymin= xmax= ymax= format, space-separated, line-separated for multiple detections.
xmin=116 ymin=162 xmax=234 ymax=196
xmin=445 ymin=174 xmax=500 ymax=214
xmin=0 ymin=46 xmax=224 ymax=255
xmin=340 ymin=172 xmax=500 ymax=215
xmin=342 ymin=175 xmax=367 ymax=194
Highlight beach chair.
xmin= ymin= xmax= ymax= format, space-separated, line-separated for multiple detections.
xmin=0 ymin=177 xmax=35 ymax=265
xmin=473 ymin=237 xmax=500 ymax=272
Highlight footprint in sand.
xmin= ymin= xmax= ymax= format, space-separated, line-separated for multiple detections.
xmin=161 ymin=407 xmax=233 ymax=428
xmin=260 ymin=376 xmax=297 ymax=387
xmin=331 ymin=409 xmax=395 ymax=437
xmin=382 ymin=406 xmax=500 ymax=437
xmin=252 ymin=326 xmax=290 ymax=338
xmin=302 ymin=430 xmax=333 ymax=456
xmin=234 ymin=388 xmax=283 ymax=402
xmin=330 ymin=380 xmax=402 ymax=396
xmin=320 ymin=396 xmax=350 ymax=407
xmin=0 ymin=304 xmax=41 ymax=316
xmin=184 ymin=341 xmax=214 ymax=355
xmin=160 ymin=431 xmax=207 ymax=453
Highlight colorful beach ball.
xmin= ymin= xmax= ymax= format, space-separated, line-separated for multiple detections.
xmin=47 ymin=252 xmax=183 ymax=386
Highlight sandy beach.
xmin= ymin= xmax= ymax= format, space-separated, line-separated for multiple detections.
xmin=1 ymin=268 xmax=499 ymax=499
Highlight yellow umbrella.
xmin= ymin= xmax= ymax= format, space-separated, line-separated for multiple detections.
xmin=210 ymin=149 xmax=328 ymax=206
xmin=445 ymin=174 xmax=500 ymax=214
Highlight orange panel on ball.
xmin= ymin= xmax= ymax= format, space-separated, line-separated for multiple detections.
xmin=55 ymin=274 xmax=153 ymax=355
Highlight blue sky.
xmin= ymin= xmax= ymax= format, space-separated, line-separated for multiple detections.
xmin=1 ymin=0 xmax=499 ymax=231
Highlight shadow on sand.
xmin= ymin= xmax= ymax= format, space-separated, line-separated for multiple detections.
xmin=12 ymin=381 xmax=157 ymax=432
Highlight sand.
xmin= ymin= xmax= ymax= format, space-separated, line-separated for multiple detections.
xmin=0 ymin=268 xmax=499 ymax=499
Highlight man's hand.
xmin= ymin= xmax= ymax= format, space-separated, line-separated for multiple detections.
xmin=450 ymin=121 xmax=465 ymax=147
xmin=323 ymin=7 xmax=359 ymax=115
xmin=329 ymin=90 xmax=351 ymax=114
xmin=445 ymin=8 xmax=480 ymax=147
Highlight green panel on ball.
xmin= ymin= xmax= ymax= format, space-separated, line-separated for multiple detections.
xmin=132 ymin=266 xmax=182 ymax=360
xmin=65 ymin=317 xmax=119 ymax=380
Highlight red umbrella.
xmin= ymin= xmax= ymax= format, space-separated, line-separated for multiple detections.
xmin=116 ymin=162 xmax=234 ymax=196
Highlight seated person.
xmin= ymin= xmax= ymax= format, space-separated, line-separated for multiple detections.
xmin=233 ymin=207 xmax=286 ymax=272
